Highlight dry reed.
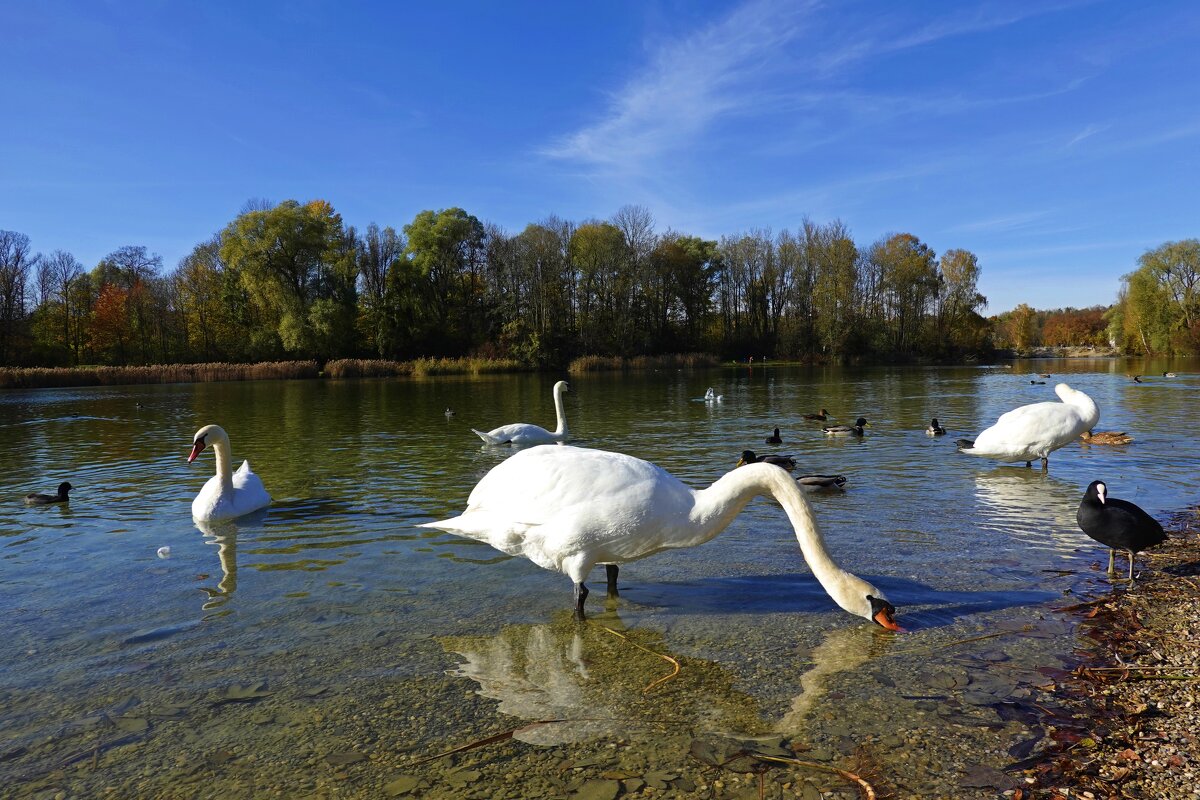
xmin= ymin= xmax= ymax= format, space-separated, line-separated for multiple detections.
xmin=324 ymin=357 xmax=527 ymax=378
xmin=0 ymin=361 xmax=320 ymax=389
xmin=568 ymin=352 xmax=719 ymax=373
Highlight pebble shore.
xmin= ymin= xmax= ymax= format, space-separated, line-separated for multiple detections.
xmin=1018 ymin=505 xmax=1200 ymax=799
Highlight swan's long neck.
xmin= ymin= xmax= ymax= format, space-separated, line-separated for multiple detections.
xmin=692 ymin=464 xmax=862 ymax=612
xmin=210 ymin=436 xmax=235 ymax=492
xmin=551 ymin=384 xmax=568 ymax=436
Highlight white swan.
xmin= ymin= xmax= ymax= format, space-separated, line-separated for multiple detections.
xmin=956 ymin=383 xmax=1099 ymax=469
xmin=188 ymin=424 xmax=271 ymax=521
xmin=472 ymin=381 xmax=570 ymax=445
xmin=421 ymin=445 xmax=901 ymax=629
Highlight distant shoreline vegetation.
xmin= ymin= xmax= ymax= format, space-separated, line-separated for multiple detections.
xmin=1 ymin=206 xmax=1194 ymax=371
xmin=0 ymin=353 xmax=723 ymax=389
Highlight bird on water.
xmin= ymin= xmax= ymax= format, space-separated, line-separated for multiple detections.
xmin=25 ymin=482 xmax=73 ymax=505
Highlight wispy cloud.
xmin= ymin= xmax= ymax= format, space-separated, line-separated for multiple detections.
xmin=1065 ymin=123 xmax=1109 ymax=149
xmin=948 ymin=210 xmax=1056 ymax=234
xmin=540 ymin=0 xmax=818 ymax=170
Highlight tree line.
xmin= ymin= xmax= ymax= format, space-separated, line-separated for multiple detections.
xmin=0 ymin=199 xmax=1190 ymax=368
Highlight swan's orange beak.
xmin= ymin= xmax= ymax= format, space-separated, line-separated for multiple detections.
xmin=874 ymin=607 xmax=904 ymax=632
xmin=869 ymin=596 xmax=904 ymax=631
xmin=188 ymin=441 xmax=205 ymax=463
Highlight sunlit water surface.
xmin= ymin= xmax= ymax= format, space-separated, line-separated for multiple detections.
xmin=2 ymin=359 xmax=1198 ymax=798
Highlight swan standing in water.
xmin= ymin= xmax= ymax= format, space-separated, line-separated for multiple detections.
xmin=955 ymin=383 xmax=1098 ymax=469
xmin=472 ymin=381 xmax=570 ymax=445
xmin=188 ymin=424 xmax=271 ymax=521
xmin=422 ymin=445 xmax=902 ymax=629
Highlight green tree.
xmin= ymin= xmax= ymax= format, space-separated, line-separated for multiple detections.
xmin=570 ymin=221 xmax=629 ymax=354
xmin=402 ymin=207 xmax=487 ymax=354
xmin=221 ymin=199 xmax=357 ymax=357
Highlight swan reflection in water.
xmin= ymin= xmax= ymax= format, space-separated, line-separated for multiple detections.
xmin=440 ymin=612 xmax=904 ymax=748
xmin=776 ymin=625 xmax=893 ymax=733
xmin=440 ymin=613 xmax=764 ymax=746
xmin=973 ymin=468 xmax=1084 ymax=558
xmin=193 ymin=518 xmax=239 ymax=611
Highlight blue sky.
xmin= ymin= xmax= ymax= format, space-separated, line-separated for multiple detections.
xmin=2 ymin=0 xmax=1198 ymax=313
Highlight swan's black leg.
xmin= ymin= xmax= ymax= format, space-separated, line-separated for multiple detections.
xmin=1025 ymin=460 xmax=1032 ymax=468
xmin=573 ymin=582 xmax=589 ymax=619
xmin=606 ymin=564 xmax=619 ymax=597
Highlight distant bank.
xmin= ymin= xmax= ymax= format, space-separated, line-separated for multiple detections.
xmin=0 ymin=354 xmax=722 ymax=390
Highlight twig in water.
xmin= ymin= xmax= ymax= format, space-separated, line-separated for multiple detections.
xmin=753 ymin=753 xmax=876 ymax=800
xmin=594 ymin=623 xmax=681 ymax=692
xmin=408 ymin=719 xmax=567 ymax=766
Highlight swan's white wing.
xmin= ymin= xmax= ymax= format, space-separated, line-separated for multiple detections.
xmin=194 ymin=460 xmax=271 ymax=521
xmin=473 ymin=423 xmax=560 ymax=445
xmin=423 ymin=446 xmax=693 ymax=573
xmin=969 ymin=401 xmax=1091 ymax=459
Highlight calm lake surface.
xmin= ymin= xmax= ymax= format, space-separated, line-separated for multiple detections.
xmin=3 ymin=359 xmax=1198 ymax=799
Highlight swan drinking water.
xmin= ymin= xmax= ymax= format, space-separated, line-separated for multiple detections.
xmin=472 ymin=381 xmax=570 ymax=445
xmin=188 ymin=424 xmax=271 ymax=521
xmin=956 ymin=383 xmax=1099 ymax=469
xmin=422 ymin=445 xmax=902 ymax=629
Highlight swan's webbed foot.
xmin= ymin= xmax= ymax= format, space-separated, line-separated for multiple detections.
xmin=606 ymin=564 xmax=619 ymax=597
xmin=573 ymin=582 xmax=589 ymax=620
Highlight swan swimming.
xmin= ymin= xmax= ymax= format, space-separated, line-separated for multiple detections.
xmin=422 ymin=445 xmax=902 ymax=629
xmin=189 ymin=424 xmax=271 ymax=521
xmin=956 ymin=383 xmax=1099 ymax=469
xmin=472 ymin=381 xmax=570 ymax=445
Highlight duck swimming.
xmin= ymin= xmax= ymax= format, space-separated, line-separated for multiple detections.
xmin=802 ymin=409 xmax=831 ymax=421
xmin=1080 ymin=430 xmax=1133 ymax=445
xmin=737 ymin=450 xmax=796 ymax=471
xmin=765 ymin=428 xmax=783 ymax=445
xmin=823 ymin=418 xmax=868 ymax=436
xmin=926 ymin=418 xmax=946 ymax=436
xmin=25 ymin=482 xmax=73 ymax=505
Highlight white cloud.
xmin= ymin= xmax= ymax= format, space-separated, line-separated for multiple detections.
xmin=540 ymin=0 xmax=818 ymax=171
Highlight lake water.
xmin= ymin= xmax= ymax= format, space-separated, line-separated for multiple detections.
xmin=2 ymin=359 xmax=1198 ymax=799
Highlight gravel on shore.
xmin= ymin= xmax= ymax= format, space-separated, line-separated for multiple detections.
xmin=1016 ymin=505 xmax=1200 ymax=800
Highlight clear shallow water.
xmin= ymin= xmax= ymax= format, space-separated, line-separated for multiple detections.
xmin=2 ymin=360 xmax=1198 ymax=798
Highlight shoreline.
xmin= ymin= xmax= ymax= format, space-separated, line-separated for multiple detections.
xmin=1016 ymin=504 xmax=1200 ymax=797
xmin=0 ymin=350 xmax=1156 ymax=391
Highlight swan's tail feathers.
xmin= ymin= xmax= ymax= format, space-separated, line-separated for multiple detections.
xmin=471 ymin=428 xmax=504 ymax=445
xmin=954 ymin=438 xmax=975 ymax=451
xmin=236 ymin=460 xmax=252 ymax=475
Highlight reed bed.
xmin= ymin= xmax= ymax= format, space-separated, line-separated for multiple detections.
xmin=322 ymin=359 xmax=413 ymax=379
xmin=568 ymin=352 xmax=719 ymax=373
xmin=0 ymin=361 xmax=320 ymax=389
xmin=324 ymin=357 xmax=527 ymax=379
